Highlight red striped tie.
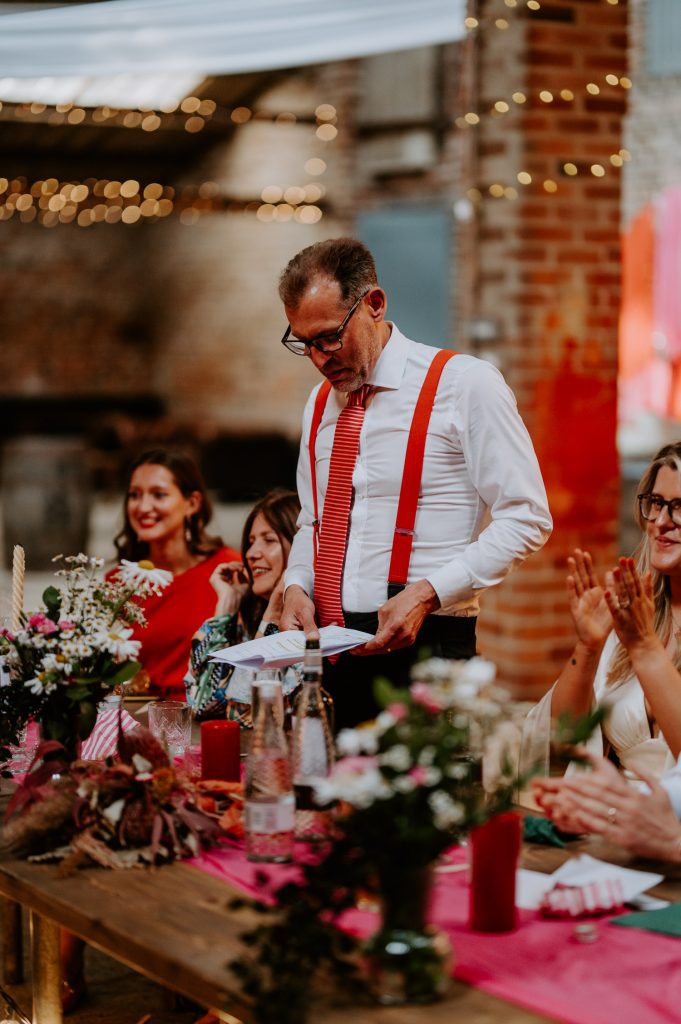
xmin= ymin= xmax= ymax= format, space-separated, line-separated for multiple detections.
xmin=315 ymin=385 xmax=370 ymax=628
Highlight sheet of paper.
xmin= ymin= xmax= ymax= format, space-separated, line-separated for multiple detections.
xmin=209 ymin=624 xmax=374 ymax=670
xmin=551 ymin=854 xmax=665 ymax=903
xmin=516 ymin=869 xmax=556 ymax=909
xmin=626 ymin=892 xmax=670 ymax=911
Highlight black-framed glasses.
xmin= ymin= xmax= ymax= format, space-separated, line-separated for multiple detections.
xmin=281 ymin=288 xmax=370 ymax=356
xmin=638 ymin=492 xmax=681 ymax=526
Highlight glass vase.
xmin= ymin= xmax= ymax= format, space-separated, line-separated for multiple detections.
xmin=365 ymin=865 xmax=451 ymax=1005
xmin=37 ymin=715 xmax=83 ymax=764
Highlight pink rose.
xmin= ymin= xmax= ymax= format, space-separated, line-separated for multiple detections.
xmin=408 ymin=766 xmax=429 ymax=787
xmin=386 ymin=702 xmax=408 ymax=721
xmin=27 ymin=613 xmax=58 ymax=635
xmin=410 ymin=682 xmax=443 ymax=714
xmin=0 ymin=627 xmax=15 ymax=641
xmin=58 ymin=620 xmax=76 ymax=631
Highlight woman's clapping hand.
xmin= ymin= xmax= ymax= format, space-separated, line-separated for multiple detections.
xmin=604 ymin=557 xmax=657 ymax=655
xmin=534 ymin=752 xmax=681 ymax=861
xmin=566 ymin=548 xmax=612 ymax=652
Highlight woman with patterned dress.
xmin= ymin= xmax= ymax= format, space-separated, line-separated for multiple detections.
xmin=186 ymin=489 xmax=301 ymax=724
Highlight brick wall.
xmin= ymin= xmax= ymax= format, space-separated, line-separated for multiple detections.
xmin=1 ymin=220 xmax=154 ymax=396
xmin=623 ymin=0 xmax=681 ymax=223
xmin=466 ymin=0 xmax=627 ymax=698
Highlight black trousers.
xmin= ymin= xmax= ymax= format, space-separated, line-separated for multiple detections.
xmin=322 ymin=612 xmax=477 ymax=732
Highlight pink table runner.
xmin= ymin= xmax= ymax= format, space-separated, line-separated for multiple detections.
xmin=187 ymin=844 xmax=681 ymax=1024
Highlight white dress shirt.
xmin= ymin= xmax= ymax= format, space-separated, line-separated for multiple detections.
xmin=284 ymin=324 xmax=552 ymax=616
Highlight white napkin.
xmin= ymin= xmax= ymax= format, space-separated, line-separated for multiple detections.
xmin=209 ymin=625 xmax=374 ymax=670
xmin=516 ymin=854 xmax=665 ymax=910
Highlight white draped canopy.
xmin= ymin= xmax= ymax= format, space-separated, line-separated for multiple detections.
xmin=0 ymin=0 xmax=466 ymax=78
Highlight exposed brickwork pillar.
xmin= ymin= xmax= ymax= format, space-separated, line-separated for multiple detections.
xmin=463 ymin=0 xmax=628 ymax=699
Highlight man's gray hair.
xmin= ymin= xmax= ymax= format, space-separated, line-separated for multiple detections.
xmin=278 ymin=237 xmax=378 ymax=308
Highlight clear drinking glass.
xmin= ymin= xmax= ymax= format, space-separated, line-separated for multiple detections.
xmin=8 ymin=721 xmax=39 ymax=775
xmin=148 ymin=700 xmax=192 ymax=760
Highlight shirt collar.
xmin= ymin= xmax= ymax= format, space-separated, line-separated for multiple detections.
xmin=368 ymin=323 xmax=407 ymax=391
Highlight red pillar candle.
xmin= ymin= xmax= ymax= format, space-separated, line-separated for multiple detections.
xmin=469 ymin=811 xmax=521 ymax=933
xmin=200 ymin=720 xmax=241 ymax=782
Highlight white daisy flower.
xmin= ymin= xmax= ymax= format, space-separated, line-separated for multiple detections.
xmin=428 ymin=790 xmax=464 ymax=829
xmin=375 ymin=710 xmax=397 ymax=731
xmin=421 ymin=765 xmax=443 ymax=786
xmin=417 ymin=745 xmax=437 ymax=766
xmin=393 ymin=775 xmax=417 ymax=794
xmin=378 ymin=744 xmax=411 ymax=772
xmin=24 ymin=675 xmax=57 ymax=695
xmin=336 ymin=728 xmax=364 ymax=757
xmin=313 ymin=758 xmax=391 ymax=809
xmin=116 ymin=559 xmax=173 ymax=594
xmin=42 ymin=653 xmax=73 ymax=675
xmin=91 ymin=626 xmax=140 ymax=661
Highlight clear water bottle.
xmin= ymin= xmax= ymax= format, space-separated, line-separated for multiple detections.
xmin=245 ymin=679 xmax=294 ymax=862
xmin=250 ymin=668 xmax=284 ymax=728
xmin=291 ymin=638 xmax=335 ymax=842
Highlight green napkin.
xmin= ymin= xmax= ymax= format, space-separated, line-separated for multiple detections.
xmin=523 ymin=816 xmax=567 ymax=848
xmin=611 ymin=903 xmax=681 ymax=937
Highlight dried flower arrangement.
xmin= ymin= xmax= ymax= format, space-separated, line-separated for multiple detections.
xmin=3 ymin=723 xmax=230 ymax=869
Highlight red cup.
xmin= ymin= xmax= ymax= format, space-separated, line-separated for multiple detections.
xmin=200 ymin=720 xmax=240 ymax=782
xmin=469 ymin=811 xmax=521 ymax=933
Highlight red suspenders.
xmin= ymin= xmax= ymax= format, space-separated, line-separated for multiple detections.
xmin=308 ymin=378 xmax=333 ymax=568
xmin=308 ymin=348 xmax=457 ymax=595
xmin=387 ymin=348 xmax=455 ymax=595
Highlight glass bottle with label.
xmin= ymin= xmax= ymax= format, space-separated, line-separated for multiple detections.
xmin=245 ymin=679 xmax=294 ymax=862
xmin=291 ymin=638 xmax=335 ymax=842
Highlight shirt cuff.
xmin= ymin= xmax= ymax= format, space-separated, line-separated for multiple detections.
xmin=426 ymin=562 xmax=475 ymax=614
xmin=284 ymin=567 xmax=314 ymax=597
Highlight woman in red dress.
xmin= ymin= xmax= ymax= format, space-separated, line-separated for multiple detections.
xmin=112 ymin=448 xmax=240 ymax=698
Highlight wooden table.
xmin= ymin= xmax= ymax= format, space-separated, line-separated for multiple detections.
xmin=1 ymin=828 xmax=680 ymax=1024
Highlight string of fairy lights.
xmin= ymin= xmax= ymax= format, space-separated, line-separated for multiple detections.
xmin=464 ymin=73 xmax=632 ymax=202
xmin=0 ymin=97 xmax=340 ymax=138
xmin=0 ymin=166 xmax=328 ymax=227
xmin=455 ymin=74 xmax=632 ymax=131
xmin=0 ymin=0 xmax=628 ymax=227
